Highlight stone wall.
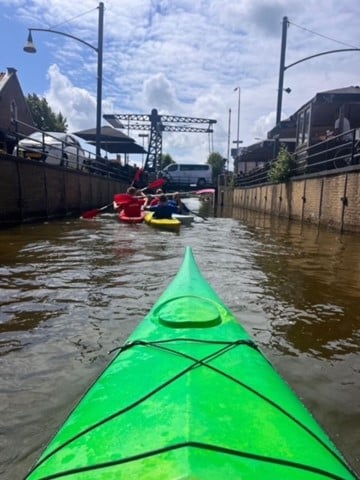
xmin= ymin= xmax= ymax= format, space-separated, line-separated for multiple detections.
xmin=0 ymin=154 xmax=128 ymax=227
xmin=223 ymin=168 xmax=360 ymax=234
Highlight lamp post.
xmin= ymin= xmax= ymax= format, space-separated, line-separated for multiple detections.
xmin=24 ymin=2 xmax=104 ymax=159
xmin=233 ymin=87 xmax=241 ymax=153
xmin=276 ymin=16 xmax=360 ymax=125
xmin=226 ymin=108 xmax=231 ymax=172
xmin=233 ymin=86 xmax=243 ymax=172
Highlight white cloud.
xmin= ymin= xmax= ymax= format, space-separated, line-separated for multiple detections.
xmin=45 ymin=64 xmax=114 ymax=133
xmin=2 ymin=0 xmax=360 ymax=166
xmin=142 ymin=73 xmax=177 ymax=112
xmin=252 ymin=112 xmax=277 ymax=140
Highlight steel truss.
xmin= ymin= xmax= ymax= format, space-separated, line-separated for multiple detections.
xmin=104 ymin=108 xmax=216 ymax=172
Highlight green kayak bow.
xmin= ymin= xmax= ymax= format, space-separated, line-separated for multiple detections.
xmin=25 ymin=247 xmax=357 ymax=480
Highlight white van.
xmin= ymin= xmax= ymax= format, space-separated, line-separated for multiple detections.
xmin=14 ymin=132 xmax=86 ymax=169
xmin=160 ymin=163 xmax=212 ymax=187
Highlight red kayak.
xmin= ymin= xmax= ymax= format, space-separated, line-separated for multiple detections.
xmin=119 ymin=209 xmax=146 ymax=223
xmin=115 ymin=194 xmax=146 ymax=223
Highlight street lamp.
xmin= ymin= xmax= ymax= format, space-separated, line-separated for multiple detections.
xmin=233 ymin=86 xmax=244 ymax=172
xmin=227 ymin=108 xmax=231 ymax=172
xmin=233 ymin=87 xmax=241 ymax=153
xmin=276 ymin=16 xmax=360 ymax=125
xmin=24 ymin=2 xmax=104 ymax=159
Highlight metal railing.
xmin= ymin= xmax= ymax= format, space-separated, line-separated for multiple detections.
xmin=234 ymin=129 xmax=360 ymax=187
xmin=293 ymin=130 xmax=360 ymax=175
xmin=11 ymin=120 xmax=134 ymax=182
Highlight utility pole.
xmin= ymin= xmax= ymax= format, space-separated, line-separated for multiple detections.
xmin=276 ymin=16 xmax=289 ymax=125
xmin=227 ymin=108 xmax=231 ymax=172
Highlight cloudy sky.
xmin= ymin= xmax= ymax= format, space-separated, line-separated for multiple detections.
xmin=1 ymin=0 xmax=360 ymax=167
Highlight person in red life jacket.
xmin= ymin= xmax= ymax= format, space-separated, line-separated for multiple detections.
xmin=145 ymin=194 xmax=179 ymax=219
xmin=149 ymin=188 xmax=164 ymax=206
xmin=114 ymin=186 xmax=145 ymax=214
xmin=135 ymin=189 xmax=147 ymax=208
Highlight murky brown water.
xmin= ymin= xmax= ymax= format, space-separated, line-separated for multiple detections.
xmin=0 ymin=199 xmax=359 ymax=479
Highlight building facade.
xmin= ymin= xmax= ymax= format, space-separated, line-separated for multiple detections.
xmin=0 ymin=67 xmax=35 ymax=154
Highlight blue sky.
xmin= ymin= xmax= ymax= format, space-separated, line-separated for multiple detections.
xmin=1 ymin=0 xmax=360 ymax=167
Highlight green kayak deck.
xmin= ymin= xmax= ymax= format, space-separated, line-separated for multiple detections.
xmin=25 ymin=247 xmax=357 ymax=479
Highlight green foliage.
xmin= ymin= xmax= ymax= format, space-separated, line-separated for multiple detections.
xmin=207 ymin=152 xmax=226 ymax=179
xmin=26 ymin=94 xmax=68 ymax=132
xmin=227 ymin=172 xmax=235 ymax=187
xmin=161 ymin=153 xmax=175 ymax=169
xmin=267 ymin=145 xmax=295 ymax=183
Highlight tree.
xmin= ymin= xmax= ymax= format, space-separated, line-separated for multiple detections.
xmin=207 ymin=152 xmax=226 ymax=179
xmin=26 ymin=94 xmax=68 ymax=132
xmin=161 ymin=153 xmax=175 ymax=170
xmin=267 ymin=145 xmax=295 ymax=183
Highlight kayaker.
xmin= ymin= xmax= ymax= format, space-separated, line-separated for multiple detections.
xmin=149 ymin=188 xmax=164 ymax=206
xmin=169 ymin=192 xmax=190 ymax=214
xmin=145 ymin=194 xmax=179 ymax=219
xmin=114 ymin=186 xmax=144 ymax=214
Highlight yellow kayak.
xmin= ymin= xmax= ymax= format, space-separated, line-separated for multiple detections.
xmin=144 ymin=211 xmax=181 ymax=231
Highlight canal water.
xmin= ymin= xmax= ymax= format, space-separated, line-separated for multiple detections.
xmin=0 ymin=198 xmax=359 ymax=479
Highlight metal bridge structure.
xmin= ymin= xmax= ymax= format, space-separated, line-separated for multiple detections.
xmin=104 ymin=108 xmax=216 ymax=173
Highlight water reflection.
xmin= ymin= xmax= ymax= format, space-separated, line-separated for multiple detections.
xmin=0 ymin=206 xmax=359 ymax=478
xmin=230 ymin=207 xmax=360 ymax=359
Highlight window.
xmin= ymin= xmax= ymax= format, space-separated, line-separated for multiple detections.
xmin=179 ymin=164 xmax=209 ymax=171
xmin=10 ymin=100 xmax=18 ymax=123
xmin=303 ymin=108 xmax=310 ymax=144
xmin=296 ymin=107 xmax=310 ymax=146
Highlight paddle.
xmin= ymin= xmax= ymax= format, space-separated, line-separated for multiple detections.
xmin=186 ymin=208 xmax=208 ymax=221
xmin=114 ymin=179 xmax=167 ymax=205
xmin=143 ymin=178 xmax=166 ymax=191
xmin=195 ymin=188 xmax=215 ymax=195
xmin=81 ymin=203 xmax=112 ymax=219
xmin=131 ymin=167 xmax=144 ymax=187
xmin=113 ymin=193 xmax=133 ymax=205
xmin=173 ymin=197 xmax=208 ymax=221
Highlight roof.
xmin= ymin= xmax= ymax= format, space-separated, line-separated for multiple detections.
xmin=267 ymin=117 xmax=297 ymax=139
xmin=238 ymin=140 xmax=276 ymax=162
xmin=0 ymin=67 xmax=35 ymax=142
xmin=318 ymin=85 xmax=360 ymax=95
xmin=295 ymin=85 xmax=360 ymax=115
xmin=0 ymin=67 xmax=17 ymax=91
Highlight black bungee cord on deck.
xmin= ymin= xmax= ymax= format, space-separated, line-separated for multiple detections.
xmin=25 ymin=338 xmax=356 ymax=480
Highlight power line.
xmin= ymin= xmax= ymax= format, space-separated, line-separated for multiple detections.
xmin=288 ymin=20 xmax=360 ymax=50
xmin=49 ymin=7 xmax=98 ymax=31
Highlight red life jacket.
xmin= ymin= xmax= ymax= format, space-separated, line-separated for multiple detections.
xmin=123 ymin=200 xmax=141 ymax=217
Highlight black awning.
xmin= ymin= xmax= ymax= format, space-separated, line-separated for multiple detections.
xmin=87 ymin=140 xmax=147 ymax=154
xmin=74 ymin=125 xmax=134 ymax=143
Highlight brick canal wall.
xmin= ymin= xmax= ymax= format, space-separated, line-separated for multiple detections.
xmin=0 ymin=153 xmax=128 ymax=227
xmin=220 ymin=168 xmax=360 ymax=234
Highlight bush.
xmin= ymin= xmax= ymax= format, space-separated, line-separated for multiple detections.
xmin=267 ymin=145 xmax=295 ymax=183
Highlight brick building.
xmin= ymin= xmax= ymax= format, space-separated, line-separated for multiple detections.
xmin=0 ymin=67 xmax=35 ymax=153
